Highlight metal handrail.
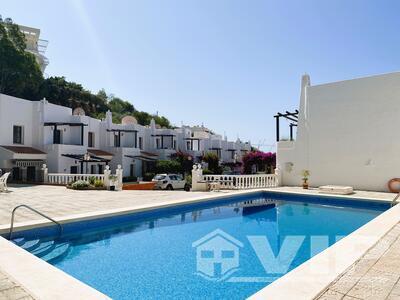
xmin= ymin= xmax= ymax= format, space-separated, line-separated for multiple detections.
xmin=8 ymin=205 xmax=63 ymax=240
xmin=391 ymin=192 xmax=400 ymax=207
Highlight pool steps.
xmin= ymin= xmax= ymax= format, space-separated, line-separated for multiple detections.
xmin=13 ymin=238 xmax=71 ymax=264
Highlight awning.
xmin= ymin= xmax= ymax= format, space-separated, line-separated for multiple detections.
xmin=88 ymin=149 xmax=113 ymax=159
xmin=61 ymin=154 xmax=110 ymax=163
xmin=44 ymin=122 xmax=88 ymax=127
xmin=0 ymin=146 xmax=47 ymax=160
xmin=125 ymin=151 xmax=158 ymax=162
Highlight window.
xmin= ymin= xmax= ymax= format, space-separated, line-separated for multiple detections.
xmin=186 ymin=141 xmax=191 ymax=150
xmin=90 ymin=165 xmax=96 ymax=174
xmin=173 ymin=140 xmax=176 ymax=149
xmin=231 ymin=151 xmax=235 ymax=160
xmin=88 ymin=132 xmax=95 ymax=148
xmin=114 ymin=134 xmax=120 ymax=147
xmin=53 ymin=129 xmax=62 ymax=144
xmin=156 ymin=138 xmax=160 ymax=149
xmin=201 ymin=250 xmax=214 ymax=258
xmin=222 ymin=250 xmax=235 ymax=258
xmin=13 ymin=126 xmax=23 ymax=144
xmin=139 ymin=137 xmax=143 ymax=149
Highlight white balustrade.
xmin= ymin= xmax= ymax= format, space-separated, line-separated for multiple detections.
xmin=47 ymin=173 xmax=105 ymax=185
xmin=201 ymin=174 xmax=278 ymax=190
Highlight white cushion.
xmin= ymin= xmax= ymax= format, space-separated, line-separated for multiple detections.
xmin=318 ymin=185 xmax=353 ymax=195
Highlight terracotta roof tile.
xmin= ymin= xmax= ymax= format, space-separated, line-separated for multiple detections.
xmin=88 ymin=149 xmax=113 ymax=157
xmin=0 ymin=146 xmax=46 ymax=154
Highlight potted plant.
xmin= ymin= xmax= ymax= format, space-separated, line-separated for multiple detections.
xmin=109 ymin=175 xmax=118 ymax=191
xmin=301 ymin=170 xmax=310 ymax=189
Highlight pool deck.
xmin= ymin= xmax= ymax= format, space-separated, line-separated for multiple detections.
xmin=0 ymin=185 xmax=398 ymax=300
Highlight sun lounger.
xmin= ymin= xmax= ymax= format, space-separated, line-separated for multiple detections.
xmin=0 ymin=172 xmax=10 ymax=192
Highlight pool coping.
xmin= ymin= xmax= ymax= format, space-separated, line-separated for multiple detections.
xmin=0 ymin=188 xmax=396 ymax=300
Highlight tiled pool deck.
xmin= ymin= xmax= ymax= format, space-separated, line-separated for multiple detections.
xmin=0 ymin=185 xmax=397 ymax=299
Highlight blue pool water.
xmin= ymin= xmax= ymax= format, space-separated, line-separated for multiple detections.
xmin=11 ymin=192 xmax=389 ymax=299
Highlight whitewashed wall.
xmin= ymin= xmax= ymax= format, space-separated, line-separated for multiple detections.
xmin=277 ymin=72 xmax=400 ymax=192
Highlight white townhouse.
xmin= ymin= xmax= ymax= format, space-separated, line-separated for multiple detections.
xmin=276 ymin=72 xmax=400 ymax=192
xmin=0 ymin=93 xmax=252 ymax=182
xmin=0 ymin=94 xmax=112 ymax=181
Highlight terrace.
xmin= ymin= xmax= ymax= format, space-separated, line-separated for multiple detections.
xmin=0 ymin=185 xmax=398 ymax=299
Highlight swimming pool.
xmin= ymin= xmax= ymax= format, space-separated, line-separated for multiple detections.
xmin=9 ymin=192 xmax=389 ymax=299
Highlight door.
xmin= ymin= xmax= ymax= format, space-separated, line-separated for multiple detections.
xmin=27 ymin=166 xmax=36 ymax=182
xmin=70 ymin=166 xmax=78 ymax=174
xmin=54 ymin=129 xmax=62 ymax=144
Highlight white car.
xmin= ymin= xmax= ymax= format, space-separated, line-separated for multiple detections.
xmin=152 ymin=174 xmax=187 ymax=190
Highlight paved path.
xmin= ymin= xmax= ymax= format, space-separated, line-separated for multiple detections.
xmin=317 ymin=223 xmax=400 ymax=300
xmin=0 ymin=184 xmax=221 ymax=226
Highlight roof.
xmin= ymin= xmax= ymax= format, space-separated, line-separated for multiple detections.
xmin=140 ymin=151 xmax=158 ymax=157
xmin=88 ymin=149 xmax=113 ymax=157
xmin=44 ymin=122 xmax=87 ymax=126
xmin=192 ymin=229 xmax=243 ymax=248
xmin=0 ymin=146 xmax=46 ymax=154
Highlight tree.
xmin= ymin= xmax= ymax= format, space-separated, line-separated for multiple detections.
xmin=202 ymin=152 xmax=222 ymax=174
xmin=155 ymin=160 xmax=181 ymax=174
xmin=39 ymin=76 xmax=109 ymax=116
xmin=0 ymin=17 xmax=43 ymax=99
xmin=170 ymin=151 xmax=193 ymax=175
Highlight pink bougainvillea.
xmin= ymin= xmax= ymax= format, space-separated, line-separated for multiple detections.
xmin=242 ymin=151 xmax=276 ymax=174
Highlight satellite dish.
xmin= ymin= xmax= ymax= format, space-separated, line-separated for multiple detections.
xmin=72 ymin=107 xmax=85 ymax=116
xmin=121 ymin=115 xmax=138 ymax=125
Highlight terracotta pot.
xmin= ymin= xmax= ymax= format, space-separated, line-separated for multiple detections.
xmin=302 ymin=182 xmax=309 ymax=189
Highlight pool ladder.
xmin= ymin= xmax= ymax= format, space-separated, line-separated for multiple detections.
xmin=391 ymin=193 xmax=400 ymax=207
xmin=8 ymin=205 xmax=63 ymax=240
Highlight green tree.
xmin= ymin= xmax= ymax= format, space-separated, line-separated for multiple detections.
xmin=0 ymin=17 xmax=43 ymax=99
xmin=202 ymin=152 xmax=222 ymax=174
xmin=155 ymin=160 xmax=181 ymax=174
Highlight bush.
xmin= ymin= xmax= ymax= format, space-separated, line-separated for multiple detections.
xmin=155 ymin=160 xmax=181 ymax=174
xmin=202 ymin=152 xmax=222 ymax=174
xmin=185 ymin=174 xmax=192 ymax=184
xmin=202 ymin=168 xmax=213 ymax=175
xmin=71 ymin=180 xmax=90 ymax=190
xmin=123 ymin=176 xmax=138 ymax=183
xmin=88 ymin=176 xmax=96 ymax=185
xmin=94 ymin=179 xmax=104 ymax=188
xmin=143 ymin=172 xmax=155 ymax=181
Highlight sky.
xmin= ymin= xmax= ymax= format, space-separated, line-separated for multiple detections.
xmin=2 ymin=0 xmax=400 ymax=151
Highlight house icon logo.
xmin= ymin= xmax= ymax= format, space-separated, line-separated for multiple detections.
xmin=192 ymin=229 xmax=243 ymax=281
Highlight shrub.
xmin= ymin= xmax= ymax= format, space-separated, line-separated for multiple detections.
xmin=94 ymin=179 xmax=104 ymax=188
xmin=202 ymin=152 xmax=222 ymax=174
xmin=143 ymin=172 xmax=155 ymax=181
xmin=185 ymin=174 xmax=192 ymax=184
xmin=155 ymin=160 xmax=181 ymax=174
xmin=88 ymin=176 xmax=96 ymax=185
xmin=123 ymin=176 xmax=138 ymax=183
xmin=71 ymin=180 xmax=90 ymax=190
xmin=202 ymin=168 xmax=213 ymax=175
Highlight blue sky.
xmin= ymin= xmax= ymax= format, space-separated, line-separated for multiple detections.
xmin=2 ymin=0 xmax=400 ymax=150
